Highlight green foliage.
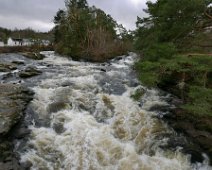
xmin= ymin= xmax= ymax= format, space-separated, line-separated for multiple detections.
xmin=135 ymin=61 xmax=160 ymax=86
xmin=135 ymin=0 xmax=211 ymax=51
xmin=143 ymin=43 xmax=176 ymax=61
xmin=182 ymin=86 xmax=212 ymax=116
xmin=135 ymin=54 xmax=212 ymax=115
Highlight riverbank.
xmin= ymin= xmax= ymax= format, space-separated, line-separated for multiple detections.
xmin=134 ymin=53 xmax=212 ymax=165
xmin=0 ymin=45 xmax=53 ymax=53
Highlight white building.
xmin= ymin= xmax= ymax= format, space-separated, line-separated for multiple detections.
xmin=7 ymin=38 xmax=23 ymax=46
xmin=5 ymin=37 xmax=50 ymax=47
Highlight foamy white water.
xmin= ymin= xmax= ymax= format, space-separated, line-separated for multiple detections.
xmin=19 ymin=51 xmax=210 ymax=170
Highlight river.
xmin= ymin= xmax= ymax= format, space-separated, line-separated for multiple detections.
xmin=0 ymin=51 xmax=210 ymax=170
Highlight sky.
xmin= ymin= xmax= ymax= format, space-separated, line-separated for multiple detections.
xmin=0 ymin=0 xmax=152 ymax=32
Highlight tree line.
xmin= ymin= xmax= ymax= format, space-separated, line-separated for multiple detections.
xmin=0 ymin=27 xmax=54 ymax=44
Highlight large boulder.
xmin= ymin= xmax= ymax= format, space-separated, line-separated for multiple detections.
xmin=0 ymin=84 xmax=34 ymax=135
xmin=0 ymin=84 xmax=34 ymax=170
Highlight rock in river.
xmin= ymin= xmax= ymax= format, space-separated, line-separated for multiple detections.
xmin=0 ymin=84 xmax=33 ymax=170
xmin=0 ymin=83 xmax=34 ymax=135
xmin=19 ymin=66 xmax=42 ymax=78
xmin=0 ymin=62 xmax=17 ymax=72
xmin=21 ymin=52 xmax=45 ymax=60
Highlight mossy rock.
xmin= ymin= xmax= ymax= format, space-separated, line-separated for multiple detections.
xmin=21 ymin=52 xmax=45 ymax=60
xmin=0 ymin=63 xmax=17 ymax=72
xmin=19 ymin=66 xmax=42 ymax=78
xmin=131 ymin=88 xmax=145 ymax=101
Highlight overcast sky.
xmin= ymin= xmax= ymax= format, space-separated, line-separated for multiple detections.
xmin=0 ymin=0 xmax=152 ymax=32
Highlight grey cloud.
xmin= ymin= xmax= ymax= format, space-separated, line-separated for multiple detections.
xmin=0 ymin=0 xmax=150 ymax=32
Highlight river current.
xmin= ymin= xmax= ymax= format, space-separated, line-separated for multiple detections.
xmin=1 ymin=52 xmax=210 ymax=170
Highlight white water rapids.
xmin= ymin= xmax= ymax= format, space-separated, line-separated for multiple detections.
xmin=18 ymin=52 xmax=210 ymax=170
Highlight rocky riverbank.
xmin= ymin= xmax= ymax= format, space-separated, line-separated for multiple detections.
xmin=157 ymin=79 xmax=212 ymax=165
xmin=0 ymin=84 xmax=34 ymax=169
xmin=163 ymin=107 xmax=212 ymax=164
xmin=0 ymin=51 xmax=44 ymax=169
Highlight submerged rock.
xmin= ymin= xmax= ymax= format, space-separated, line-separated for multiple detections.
xmin=19 ymin=66 xmax=42 ymax=78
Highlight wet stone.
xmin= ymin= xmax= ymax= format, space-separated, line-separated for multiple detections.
xmin=53 ymin=123 xmax=65 ymax=134
xmin=19 ymin=66 xmax=42 ymax=78
xmin=11 ymin=60 xmax=25 ymax=65
xmin=0 ymin=63 xmax=17 ymax=72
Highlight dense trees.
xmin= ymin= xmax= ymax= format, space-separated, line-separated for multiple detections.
xmin=134 ymin=0 xmax=212 ymax=116
xmin=54 ymin=0 xmax=131 ymax=61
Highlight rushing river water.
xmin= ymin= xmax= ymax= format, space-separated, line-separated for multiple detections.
xmin=0 ymin=52 xmax=211 ymax=170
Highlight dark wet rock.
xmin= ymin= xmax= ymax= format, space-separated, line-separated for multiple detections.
xmin=21 ymin=52 xmax=45 ymax=60
xmin=0 ymin=141 xmax=12 ymax=162
xmin=0 ymin=83 xmax=34 ymax=135
xmin=163 ymin=108 xmax=212 ymax=164
xmin=53 ymin=123 xmax=65 ymax=134
xmin=12 ymin=60 xmax=25 ymax=65
xmin=100 ymin=68 xmax=106 ymax=72
xmin=19 ymin=66 xmax=42 ymax=78
xmin=0 ymin=62 xmax=17 ymax=72
xmin=61 ymin=81 xmax=74 ymax=87
xmin=149 ymin=104 xmax=170 ymax=112
xmin=13 ymin=127 xmax=31 ymax=139
xmin=115 ymin=56 xmax=123 ymax=61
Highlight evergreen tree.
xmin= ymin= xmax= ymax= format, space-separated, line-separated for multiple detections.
xmin=135 ymin=0 xmax=211 ymax=51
